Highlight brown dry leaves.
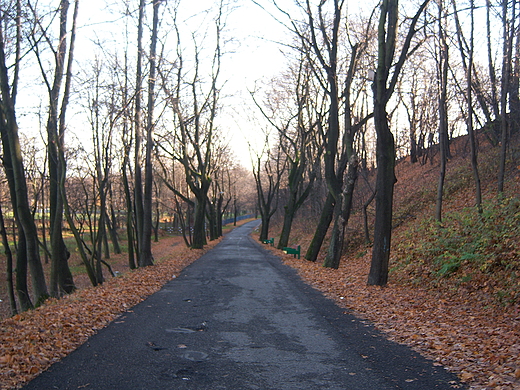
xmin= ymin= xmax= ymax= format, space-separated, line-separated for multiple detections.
xmin=0 ymin=238 xmax=219 ymax=390
xmin=279 ymin=250 xmax=520 ymax=390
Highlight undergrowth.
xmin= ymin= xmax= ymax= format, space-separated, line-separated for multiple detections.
xmin=394 ymin=196 xmax=520 ymax=306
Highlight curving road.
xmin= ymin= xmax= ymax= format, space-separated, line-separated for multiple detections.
xmin=23 ymin=221 xmax=464 ymax=390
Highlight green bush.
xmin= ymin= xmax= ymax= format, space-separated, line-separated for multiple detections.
xmin=398 ymin=196 xmax=520 ymax=278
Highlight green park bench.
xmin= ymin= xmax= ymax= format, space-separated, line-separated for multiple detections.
xmin=283 ymin=245 xmax=301 ymax=259
xmin=262 ymin=238 xmax=274 ymax=246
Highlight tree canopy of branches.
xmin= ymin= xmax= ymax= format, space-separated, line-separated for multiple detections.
xmin=0 ymin=0 xmax=256 ymax=315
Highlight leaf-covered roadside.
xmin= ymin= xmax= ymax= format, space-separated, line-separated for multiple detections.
xmin=0 ymin=238 xmax=219 ymax=390
xmin=278 ymin=249 xmax=520 ymax=390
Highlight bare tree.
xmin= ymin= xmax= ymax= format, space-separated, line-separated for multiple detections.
xmin=252 ymin=139 xmax=286 ymax=242
xmin=436 ymin=0 xmax=450 ymax=222
xmin=367 ymin=0 xmax=430 ymax=286
xmin=0 ymin=0 xmax=48 ymax=309
xmin=252 ymin=58 xmax=321 ymax=250
xmin=498 ymin=0 xmax=517 ymax=193
xmin=29 ymin=0 xmax=79 ymax=296
xmin=453 ymin=0 xmax=482 ymax=212
xmin=133 ymin=0 xmax=146 ymax=264
xmin=160 ymin=1 xmax=226 ymax=249
xmin=269 ymin=0 xmax=373 ymax=267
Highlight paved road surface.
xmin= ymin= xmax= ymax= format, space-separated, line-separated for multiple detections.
xmin=23 ymin=221 xmax=464 ymax=390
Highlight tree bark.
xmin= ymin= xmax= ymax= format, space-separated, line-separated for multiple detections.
xmin=47 ymin=0 xmax=77 ymax=296
xmin=134 ymin=0 xmax=146 ymax=265
xmin=367 ymin=0 xmax=398 ymax=286
xmin=323 ymin=157 xmax=358 ymax=269
xmin=498 ymin=0 xmax=516 ymax=193
xmin=0 ymin=204 xmax=17 ymax=315
xmin=192 ymin=195 xmax=208 ymax=249
xmin=139 ymin=0 xmax=161 ymax=266
xmin=207 ymin=196 xmax=219 ymax=241
xmin=368 ymin=107 xmax=396 ymax=285
xmin=436 ymin=0 xmax=449 ymax=222
xmin=0 ymin=24 xmax=48 ymax=304
xmin=0 ymin=122 xmax=32 ymax=310
xmin=367 ymin=0 xmax=430 ymax=285
xmin=122 ymin=153 xmax=136 ymax=269
xmin=107 ymin=206 xmax=122 ymax=254
xmin=304 ymin=192 xmax=335 ymax=262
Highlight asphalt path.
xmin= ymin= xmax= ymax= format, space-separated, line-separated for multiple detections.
xmin=23 ymin=221 xmax=464 ymax=390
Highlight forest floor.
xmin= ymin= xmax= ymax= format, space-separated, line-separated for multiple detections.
xmin=273 ymin=248 xmax=520 ymax=390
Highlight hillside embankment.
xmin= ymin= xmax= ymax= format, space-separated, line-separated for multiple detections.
xmin=265 ymin=133 xmax=520 ymax=389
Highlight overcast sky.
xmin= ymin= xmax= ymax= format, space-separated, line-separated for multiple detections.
xmin=71 ymin=0 xmax=292 ymax=167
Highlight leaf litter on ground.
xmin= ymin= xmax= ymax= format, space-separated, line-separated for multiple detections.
xmin=0 ymin=236 xmax=219 ymax=390
xmin=1 ymin=220 xmax=519 ymax=390
xmin=277 ymin=248 xmax=520 ymax=390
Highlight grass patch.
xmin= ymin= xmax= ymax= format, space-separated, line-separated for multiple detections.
xmin=394 ymin=196 xmax=520 ymax=304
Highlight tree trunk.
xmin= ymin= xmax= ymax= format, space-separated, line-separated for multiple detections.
xmin=304 ymin=192 xmax=335 ymax=262
xmin=94 ymin=200 xmax=106 ymax=284
xmin=436 ymin=2 xmax=449 ymax=222
xmin=139 ymin=0 xmax=160 ymax=267
xmin=207 ymin=198 xmax=218 ymax=241
xmin=134 ymin=0 xmax=145 ymax=265
xmin=0 ymin=204 xmax=18 ymax=315
xmin=278 ymin=206 xmax=295 ymax=250
xmin=486 ymin=0 xmax=500 ymax=121
xmin=368 ymin=0 xmax=398 ymax=286
xmin=467 ymin=0 xmax=483 ymax=212
xmin=277 ymin=170 xmax=299 ymax=249
xmin=46 ymin=0 xmax=77 ymax=297
xmin=216 ymin=195 xmax=224 ymax=237
xmin=323 ymin=158 xmax=358 ymax=269
xmin=0 ymin=125 xmax=33 ymax=311
xmin=0 ymin=33 xmax=48 ymax=304
xmin=260 ymin=218 xmax=271 ymax=242
xmin=120 ymin=48 xmax=136 ymax=269
xmin=510 ymin=26 xmax=520 ymax=128
xmin=363 ymin=189 xmax=376 ymax=244
xmin=58 ymin=0 xmax=78 ymax=288
xmin=122 ymin=161 xmax=136 ymax=269
xmin=107 ymin=208 xmax=122 ymax=254
xmin=15 ymin=230 xmax=33 ymax=310
xmin=192 ymin=196 xmax=207 ymax=249
xmin=174 ymin=196 xmax=192 ymax=247
xmin=368 ymin=111 xmax=396 ymax=285
xmin=233 ymin=198 xmax=237 ymax=226
xmin=498 ymin=0 xmax=516 ymax=193
xmin=367 ymin=0 xmax=429 ymax=285
xmin=253 ymin=152 xmax=281 ymax=243
xmin=154 ymin=200 xmax=160 ymax=243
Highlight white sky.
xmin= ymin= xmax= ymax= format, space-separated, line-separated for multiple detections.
xmin=16 ymin=0 xmax=497 ymax=169
xmin=14 ymin=0 xmax=289 ymax=168
xmin=69 ymin=0 xmax=291 ymax=168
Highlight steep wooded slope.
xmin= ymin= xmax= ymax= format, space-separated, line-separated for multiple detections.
xmin=272 ymin=131 xmax=520 ymax=389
